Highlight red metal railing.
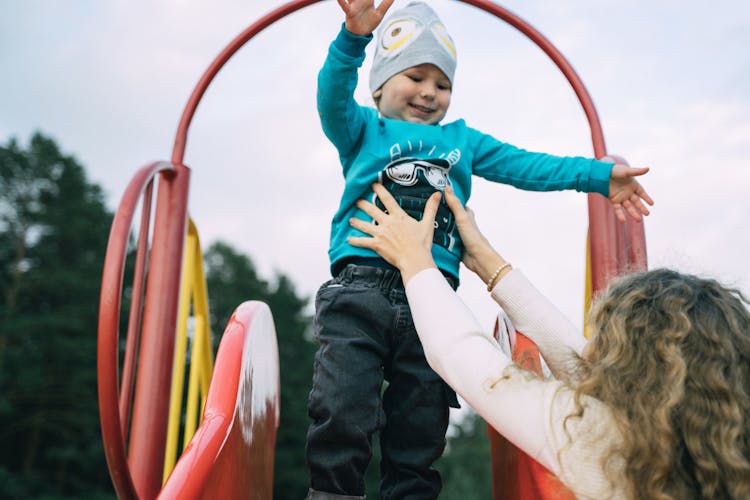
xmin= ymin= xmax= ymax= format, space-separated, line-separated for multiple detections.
xmin=98 ymin=160 xmax=190 ymax=499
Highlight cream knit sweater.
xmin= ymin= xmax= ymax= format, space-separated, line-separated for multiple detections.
xmin=406 ymin=268 xmax=628 ymax=499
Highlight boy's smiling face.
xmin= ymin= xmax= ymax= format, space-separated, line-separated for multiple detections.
xmin=377 ymin=63 xmax=452 ymax=125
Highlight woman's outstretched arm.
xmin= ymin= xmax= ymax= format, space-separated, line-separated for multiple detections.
xmin=348 ymin=185 xmax=574 ymax=475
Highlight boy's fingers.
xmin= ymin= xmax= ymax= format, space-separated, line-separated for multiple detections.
xmin=621 ymin=200 xmax=642 ymax=222
xmin=613 ymin=204 xmax=626 ymax=223
xmin=628 ymin=166 xmax=649 ymax=177
xmin=631 ymin=195 xmax=651 ymax=216
xmin=376 ymin=0 xmax=395 ymax=16
xmin=638 ymin=187 xmax=654 ymax=206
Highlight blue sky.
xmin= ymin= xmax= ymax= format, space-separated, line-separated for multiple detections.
xmin=2 ymin=0 xmax=749 ymax=332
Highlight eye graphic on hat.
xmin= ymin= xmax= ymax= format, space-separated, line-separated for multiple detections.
xmin=369 ymin=1 xmax=457 ymax=94
xmin=431 ymin=22 xmax=456 ymax=59
xmin=379 ymin=17 xmax=424 ymax=57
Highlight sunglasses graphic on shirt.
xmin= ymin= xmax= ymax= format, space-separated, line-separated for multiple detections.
xmin=380 ymin=158 xmax=451 ymax=190
xmin=375 ymin=158 xmax=456 ymax=251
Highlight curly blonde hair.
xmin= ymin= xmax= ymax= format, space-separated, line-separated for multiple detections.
xmin=576 ymin=268 xmax=750 ymax=499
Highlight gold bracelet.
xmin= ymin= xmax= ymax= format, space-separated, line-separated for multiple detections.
xmin=486 ymin=262 xmax=512 ymax=291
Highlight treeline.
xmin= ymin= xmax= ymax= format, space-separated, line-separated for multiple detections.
xmin=0 ymin=133 xmax=490 ymax=499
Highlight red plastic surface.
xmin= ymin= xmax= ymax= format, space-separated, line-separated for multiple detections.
xmin=158 ymin=301 xmax=280 ymax=500
xmin=488 ymin=326 xmax=576 ymax=500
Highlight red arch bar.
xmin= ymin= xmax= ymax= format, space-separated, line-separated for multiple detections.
xmin=171 ymin=0 xmax=646 ymax=290
xmin=98 ymin=161 xmax=179 ymax=500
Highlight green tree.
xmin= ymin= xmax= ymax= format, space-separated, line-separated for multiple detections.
xmin=204 ymin=242 xmax=316 ymax=499
xmin=0 ymin=132 xmax=494 ymax=499
xmin=0 ymin=132 xmax=114 ymax=498
xmin=437 ymin=410 xmax=493 ymax=499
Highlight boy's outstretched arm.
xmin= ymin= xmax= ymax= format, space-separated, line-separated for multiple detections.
xmin=608 ymin=163 xmax=654 ymax=223
xmin=337 ymin=0 xmax=395 ymax=36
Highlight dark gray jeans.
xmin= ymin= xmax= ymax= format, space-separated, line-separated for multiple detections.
xmin=306 ymin=263 xmax=459 ymax=499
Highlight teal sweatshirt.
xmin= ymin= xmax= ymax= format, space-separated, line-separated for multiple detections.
xmin=318 ymin=25 xmax=613 ymax=280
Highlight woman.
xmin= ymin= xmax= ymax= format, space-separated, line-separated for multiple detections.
xmin=347 ymin=183 xmax=750 ymax=499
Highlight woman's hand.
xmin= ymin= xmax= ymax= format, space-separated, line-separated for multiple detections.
xmin=337 ymin=0 xmax=395 ymax=37
xmin=348 ymin=183 xmax=439 ymax=284
xmin=443 ymin=187 xmax=508 ymax=286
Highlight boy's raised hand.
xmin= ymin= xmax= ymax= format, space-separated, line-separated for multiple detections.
xmin=608 ymin=163 xmax=654 ymax=223
xmin=338 ymin=0 xmax=395 ymax=36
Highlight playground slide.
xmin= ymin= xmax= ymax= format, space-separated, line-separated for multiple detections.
xmin=488 ymin=319 xmax=576 ymax=500
xmin=99 ymin=2 xmax=645 ymax=495
xmin=158 ymin=301 xmax=280 ymax=500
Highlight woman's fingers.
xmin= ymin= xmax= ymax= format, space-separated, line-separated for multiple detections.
xmin=354 ymin=198 xmax=385 ymax=223
xmin=371 ymin=183 xmax=403 ymax=214
xmin=356 ymin=185 xmax=442 ymax=227
xmin=443 ymin=185 xmax=461 ymax=211
xmin=422 ymin=191 xmax=442 ymax=226
xmin=347 ymin=234 xmax=374 ymax=249
xmin=444 ymin=186 xmax=472 ymax=226
xmin=353 ymin=185 xmax=440 ymax=243
xmin=348 ymin=214 xmax=379 ymax=236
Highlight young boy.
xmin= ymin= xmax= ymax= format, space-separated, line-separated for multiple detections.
xmin=306 ymin=1 xmax=653 ymax=499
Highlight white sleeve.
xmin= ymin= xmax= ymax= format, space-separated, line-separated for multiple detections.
xmin=491 ymin=269 xmax=586 ymax=378
xmin=405 ymin=269 xmax=567 ymax=472
xmin=406 ymin=268 xmax=513 ymax=385
xmin=407 ymin=269 xmax=620 ymax=496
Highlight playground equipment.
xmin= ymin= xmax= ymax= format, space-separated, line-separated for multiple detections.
xmin=97 ymin=1 xmax=646 ymax=498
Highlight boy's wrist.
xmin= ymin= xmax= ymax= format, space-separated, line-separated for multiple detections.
xmin=335 ymin=22 xmax=372 ymax=57
xmin=591 ymin=158 xmax=615 ymax=197
xmin=344 ymin=21 xmax=371 ymax=37
xmin=341 ymin=22 xmax=373 ymax=39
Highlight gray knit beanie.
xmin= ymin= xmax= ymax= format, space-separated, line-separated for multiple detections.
xmin=369 ymin=1 xmax=457 ymax=95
